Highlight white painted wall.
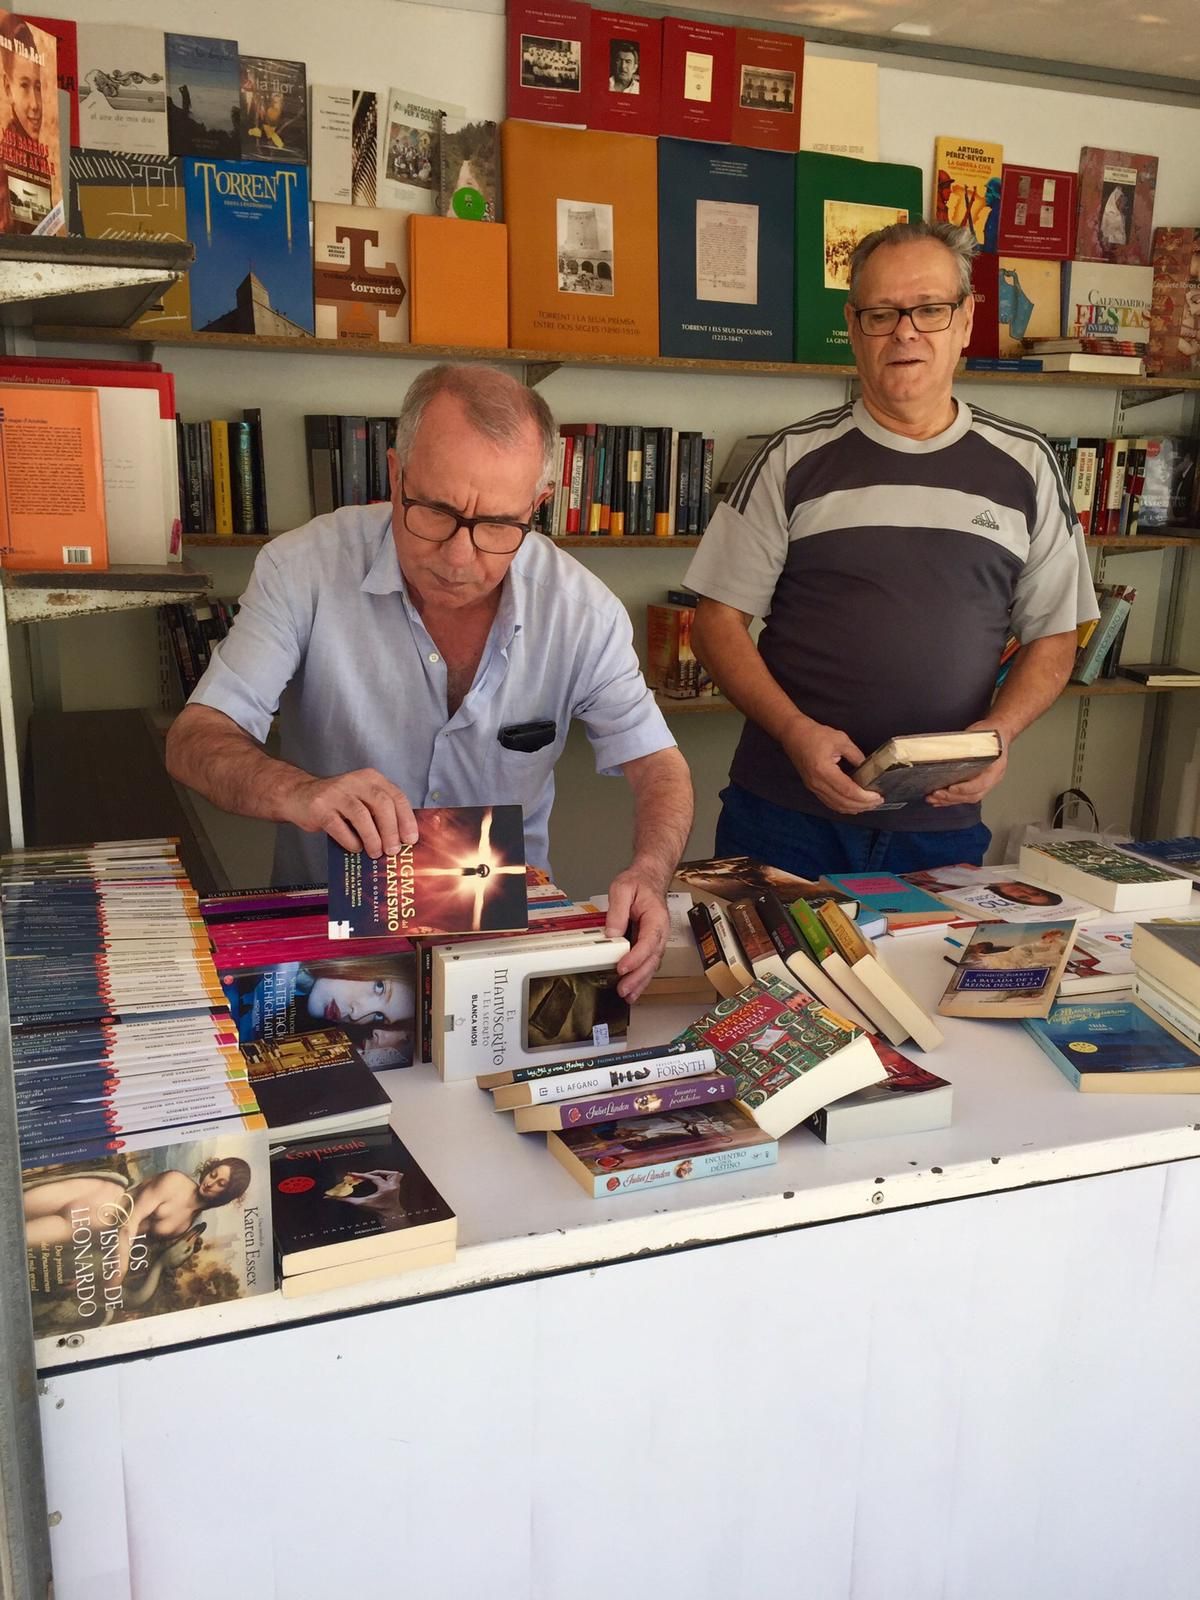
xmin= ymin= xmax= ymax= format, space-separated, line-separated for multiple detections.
xmin=36 ymin=0 xmax=1200 ymax=891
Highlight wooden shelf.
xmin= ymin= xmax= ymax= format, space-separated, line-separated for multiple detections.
xmin=1062 ymin=680 xmax=1192 ymax=697
xmin=1 ymin=561 xmax=210 ymax=623
xmin=31 ymin=322 xmax=1200 ymax=392
xmin=183 ymin=534 xmax=272 ymax=547
xmin=558 ymin=535 xmax=700 ymax=548
xmin=1086 ymin=534 xmax=1199 ymax=551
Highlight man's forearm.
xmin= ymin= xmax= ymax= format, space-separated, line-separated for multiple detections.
xmin=623 ymin=748 xmax=694 ymax=890
xmin=692 ymin=601 xmax=809 ymax=744
xmin=988 ymin=631 xmax=1077 ymax=744
xmin=166 ymin=705 xmax=310 ymax=824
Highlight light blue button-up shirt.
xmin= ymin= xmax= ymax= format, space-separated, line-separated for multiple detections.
xmin=190 ymin=505 xmax=676 ymax=884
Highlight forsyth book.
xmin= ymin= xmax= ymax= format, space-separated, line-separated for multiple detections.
xmin=314 ymin=203 xmax=409 ymax=342
xmin=183 ymin=156 xmax=314 ymax=335
xmin=239 ymin=55 xmax=307 ymax=164
xmin=328 ymin=806 xmax=528 ymax=938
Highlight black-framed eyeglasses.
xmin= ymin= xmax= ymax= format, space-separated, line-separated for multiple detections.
xmin=851 ymin=297 xmax=968 ymax=336
xmin=398 ymin=475 xmax=536 ymax=555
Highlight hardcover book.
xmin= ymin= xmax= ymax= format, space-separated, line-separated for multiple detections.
xmin=68 ymin=150 xmax=190 ymax=332
xmin=270 ymin=1124 xmax=456 ymax=1276
xmin=0 ymin=13 xmax=62 ymax=233
xmin=436 ymin=116 xmax=500 ymax=222
xmin=1075 ymin=147 xmax=1157 ymax=266
xmin=1019 ymin=840 xmax=1194 ymax=913
xmin=933 ymin=135 xmax=1003 ymax=251
xmin=1060 ymin=923 xmax=1135 ymax=996
xmin=852 ymin=730 xmax=1002 ymax=810
xmin=1023 ymin=999 xmax=1200 ymax=1092
xmin=1060 ymin=261 xmax=1153 ymax=345
xmin=659 ymin=16 xmax=735 ymax=143
xmin=379 ymin=87 xmax=463 ymax=212
xmin=219 ymin=953 xmax=417 ymax=1071
xmin=657 ymin=138 xmax=795 ymax=363
xmin=815 ymin=899 xmax=945 ymax=1051
xmin=728 ymin=28 xmax=804 ymax=153
xmin=805 ymin=1037 xmax=952 ymax=1144
xmin=327 ymin=807 xmax=527 ymax=939
xmin=507 ymin=0 xmax=590 ymax=127
xmin=677 ymin=974 xmax=882 ymax=1138
xmin=588 ymin=11 xmax=661 ymax=137
xmin=502 ymin=119 xmax=659 ymax=357
xmin=997 ymin=257 xmax=1061 ymax=355
xmin=996 ymin=165 xmax=1076 ymax=259
xmin=409 ymin=213 xmax=508 ymax=346
xmin=76 ymin=23 xmax=167 ymax=156
xmin=238 ymin=55 xmax=307 ymax=164
xmin=512 ymin=1071 xmax=736 ymax=1132
xmin=183 ymin=157 xmax=314 ymax=336
xmin=314 ymin=203 xmax=409 ymax=343
xmin=241 ymin=1027 xmax=390 ymax=1139
xmin=435 ymin=932 xmax=630 ymax=1080
xmin=1147 ymin=228 xmax=1200 ymax=376
xmin=23 ymin=1121 xmax=271 ymax=1335
xmin=164 ymin=32 xmax=240 ymax=159
xmin=548 ymin=1101 xmax=777 ymax=1198
xmin=310 ymin=85 xmax=382 ymax=207
xmin=937 ymin=920 xmax=1079 ymax=1018
xmin=793 ymin=151 xmax=922 ymax=364
xmin=798 ymin=56 xmax=878 ymax=162
xmin=0 ymin=382 xmax=107 ymax=570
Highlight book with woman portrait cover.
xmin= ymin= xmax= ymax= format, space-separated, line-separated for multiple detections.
xmin=327 ymin=806 xmax=528 ymax=940
xmin=22 ymin=1119 xmax=271 ymax=1336
xmin=1075 ymin=147 xmax=1157 ymax=267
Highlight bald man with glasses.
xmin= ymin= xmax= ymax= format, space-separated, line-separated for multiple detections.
xmin=687 ymin=217 xmax=1096 ymax=877
xmin=167 ymin=363 xmax=692 ymax=1001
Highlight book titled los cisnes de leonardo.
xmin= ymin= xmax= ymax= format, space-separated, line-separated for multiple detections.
xmin=852 ymin=730 xmax=1002 ymax=810
xmin=1018 ymin=839 xmax=1194 ymax=913
xmin=937 ymin=920 xmax=1079 ymax=1019
xmin=327 ymin=806 xmax=528 ymax=939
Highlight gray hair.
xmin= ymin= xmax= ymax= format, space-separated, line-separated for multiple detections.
xmin=848 ymin=218 xmax=976 ymax=304
xmin=393 ymin=363 xmax=557 ymax=490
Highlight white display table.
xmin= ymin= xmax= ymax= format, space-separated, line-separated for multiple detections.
xmin=35 ymin=925 xmax=1200 ymax=1600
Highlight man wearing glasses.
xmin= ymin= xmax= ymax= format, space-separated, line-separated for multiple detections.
xmin=687 ymin=217 xmax=1095 ymax=876
xmin=167 ymin=364 xmax=692 ymax=1000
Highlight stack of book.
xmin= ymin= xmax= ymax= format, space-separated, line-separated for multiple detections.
xmin=1048 ymin=434 xmax=1195 ymax=538
xmin=178 ymin=411 xmax=270 ymax=536
xmin=163 ymin=598 xmax=238 ymax=697
xmin=1131 ymin=918 xmax=1200 ymax=1050
xmin=304 ymin=414 xmax=397 ymax=515
xmin=1017 ymin=838 xmax=1196 ymax=913
xmin=539 ymin=423 xmax=716 ymax=539
xmin=8 ymin=838 xmax=272 ymax=1336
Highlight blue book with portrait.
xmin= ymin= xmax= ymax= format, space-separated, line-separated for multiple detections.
xmin=184 ymin=157 xmax=314 ymax=335
xmin=657 ymin=138 xmax=794 ymax=362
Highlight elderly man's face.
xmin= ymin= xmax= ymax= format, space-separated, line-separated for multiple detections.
xmin=387 ymin=392 xmax=546 ymax=612
xmin=846 ymin=239 xmax=973 ymax=420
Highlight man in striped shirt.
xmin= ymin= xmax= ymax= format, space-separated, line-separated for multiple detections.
xmin=687 ymin=218 xmax=1096 ymax=876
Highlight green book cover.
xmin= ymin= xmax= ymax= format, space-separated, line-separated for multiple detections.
xmin=1033 ymin=840 xmax=1180 ymax=885
xmin=788 ymin=896 xmax=836 ymax=963
xmin=794 ymin=152 xmax=924 ymax=365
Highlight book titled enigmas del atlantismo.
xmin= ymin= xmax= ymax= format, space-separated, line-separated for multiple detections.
xmin=327 ymin=806 xmax=527 ymax=938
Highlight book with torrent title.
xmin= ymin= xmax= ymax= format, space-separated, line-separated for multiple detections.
xmin=933 ymin=136 xmax=1003 ymax=251
xmin=436 ymin=116 xmax=499 ymax=222
xmin=937 ymin=920 xmax=1079 ymax=1019
xmin=0 ymin=13 xmax=63 ymax=233
xmin=1018 ymin=839 xmax=1194 ymax=913
xmin=183 ymin=157 xmax=313 ymax=336
xmin=1023 ymin=1000 xmax=1200 ymax=1092
xmin=270 ymin=1124 xmax=456 ymax=1278
xmin=314 ymin=203 xmax=409 ymax=344
xmin=1074 ymin=147 xmax=1157 ymax=267
xmin=852 ymin=730 xmax=1002 ymax=810
xmin=327 ymin=807 xmax=527 ymax=939
xmin=676 ymin=974 xmax=881 ymax=1138
xmin=22 ymin=1120 xmax=271 ymax=1336
xmin=241 ymin=1027 xmax=390 ymax=1140
xmin=805 ymin=1037 xmax=952 ymax=1144
xmin=239 ymin=55 xmax=307 ymax=165
xmin=549 ymin=1100 xmax=777 ymax=1198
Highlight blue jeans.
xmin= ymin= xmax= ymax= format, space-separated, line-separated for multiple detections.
xmin=714 ymin=783 xmax=992 ymax=878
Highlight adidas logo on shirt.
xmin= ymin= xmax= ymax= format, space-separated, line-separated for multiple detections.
xmin=971 ymin=508 xmax=1001 ymax=530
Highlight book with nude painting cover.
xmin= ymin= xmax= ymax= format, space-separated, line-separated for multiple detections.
xmin=22 ymin=1119 xmax=271 ymax=1337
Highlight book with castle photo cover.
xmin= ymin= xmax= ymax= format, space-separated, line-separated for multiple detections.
xmin=183 ymin=156 xmax=313 ymax=335
xmin=327 ymin=806 xmax=527 ymax=939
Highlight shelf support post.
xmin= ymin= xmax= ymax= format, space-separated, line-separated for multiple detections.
xmin=0 ymin=581 xmax=25 ymax=850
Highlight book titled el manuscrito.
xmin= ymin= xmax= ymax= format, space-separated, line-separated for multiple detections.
xmin=327 ymin=806 xmax=528 ymax=937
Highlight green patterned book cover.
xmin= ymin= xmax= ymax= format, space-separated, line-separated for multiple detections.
xmin=1030 ymin=840 xmax=1179 ymax=884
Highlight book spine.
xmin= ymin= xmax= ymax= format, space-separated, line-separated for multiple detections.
xmin=367 ymin=417 xmax=390 ymax=503
xmin=675 ymin=432 xmax=692 ymax=536
xmin=528 ymin=1073 xmax=737 ymax=1129
xmin=228 ymin=422 xmax=256 ymax=535
xmin=339 ymin=416 xmax=368 ymax=507
xmin=198 ymin=421 xmax=215 ymax=534
xmin=599 ymin=422 xmax=616 ymax=532
xmin=626 ymin=425 xmax=643 ymax=536
xmin=654 ymin=426 xmax=673 ymax=536
xmin=580 ymin=1138 xmax=777 ymax=1198
xmin=243 ymin=408 xmax=270 ymax=533
xmin=641 ymin=428 xmax=657 ymax=536
xmin=699 ymin=437 xmax=715 ymax=532
xmin=182 ymin=422 xmax=203 ymax=534
xmin=1072 ymin=590 xmax=1131 ymax=685
xmin=609 ymin=426 xmax=628 ymax=536
xmin=1133 ymin=976 xmax=1200 ymax=1045
xmin=209 ymin=421 xmax=234 ymax=537
xmin=305 ymin=415 xmax=337 ymax=516
xmin=589 ymin=424 xmax=607 ymax=535
xmin=554 ymin=434 xmax=572 ymax=537
xmin=566 ymin=432 xmax=585 ymax=534
xmin=514 ymin=1049 xmax=718 ymax=1106
xmin=687 ymin=433 xmax=704 ymax=534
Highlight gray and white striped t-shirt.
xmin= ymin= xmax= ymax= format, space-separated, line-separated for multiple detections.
xmin=685 ymin=398 xmax=1097 ymax=831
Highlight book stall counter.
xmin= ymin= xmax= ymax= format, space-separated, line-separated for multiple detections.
xmin=33 ymin=919 xmax=1200 ymax=1600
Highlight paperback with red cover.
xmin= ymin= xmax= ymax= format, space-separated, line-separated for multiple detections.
xmin=1147 ymin=227 xmax=1200 ymax=377
xmin=1075 ymin=147 xmax=1157 ymax=267
xmin=588 ymin=10 xmax=661 ymax=135
xmin=728 ymin=28 xmax=804 ymax=153
xmin=996 ymin=164 xmax=1076 ymax=259
xmin=506 ymin=0 xmax=590 ymax=126
xmin=327 ymin=806 xmax=528 ymax=939
xmin=659 ymin=16 xmax=734 ymax=143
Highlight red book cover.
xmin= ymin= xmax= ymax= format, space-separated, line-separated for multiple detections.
xmin=728 ymin=28 xmax=804 ymax=153
xmin=1147 ymin=227 xmax=1200 ymax=376
xmin=26 ymin=13 xmax=78 ymax=148
xmin=0 ymin=358 xmax=175 ymax=419
xmin=660 ymin=17 xmax=734 ymax=143
xmin=996 ymin=164 xmax=1076 ymax=259
xmin=588 ymin=11 xmax=661 ymax=136
xmin=1075 ymin=147 xmax=1157 ymax=266
xmin=506 ymin=0 xmax=590 ymax=126
xmin=964 ymin=252 xmax=999 ymax=359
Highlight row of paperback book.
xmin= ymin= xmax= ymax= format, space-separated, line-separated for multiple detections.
xmin=162 ymin=599 xmax=236 ymax=699
xmin=177 ymin=411 xmax=270 ymax=538
xmin=1051 ymin=434 xmax=1196 ymax=537
xmin=538 ymin=423 xmax=714 ymax=541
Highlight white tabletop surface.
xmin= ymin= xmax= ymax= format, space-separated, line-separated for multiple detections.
xmin=37 ymin=906 xmax=1200 ymax=1372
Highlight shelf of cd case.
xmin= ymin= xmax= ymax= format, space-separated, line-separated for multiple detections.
xmin=30 ymin=324 xmax=1200 ymax=393
xmin=1 ymin=562 xmax=211 ymax=624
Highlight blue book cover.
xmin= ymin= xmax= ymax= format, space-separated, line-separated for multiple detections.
xmin=184 ymin=158 xmax=314 ymax=334
xmin=657 ymin=138 xmax=795 ymax=362
xmin=218 ymin=954 xmax=416 ymax=1071
xmin=165 ymin=33 xmax=241 ymax=159
xmin=1023 ymin=1000 xmax=1200 ymax=1090
xmin=1126 ymin=836 xmax=1200 ymax=882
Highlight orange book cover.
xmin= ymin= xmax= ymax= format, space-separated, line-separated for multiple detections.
xmin=408 ymin=215 xmax=509 ymax=348
xmin=0 ymin=383 xmax=107 ymax=570
xmin=729 ymin=29 xmax=804 ymax=153
xmin=502 ymin=120 xmax=659 ymax=356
